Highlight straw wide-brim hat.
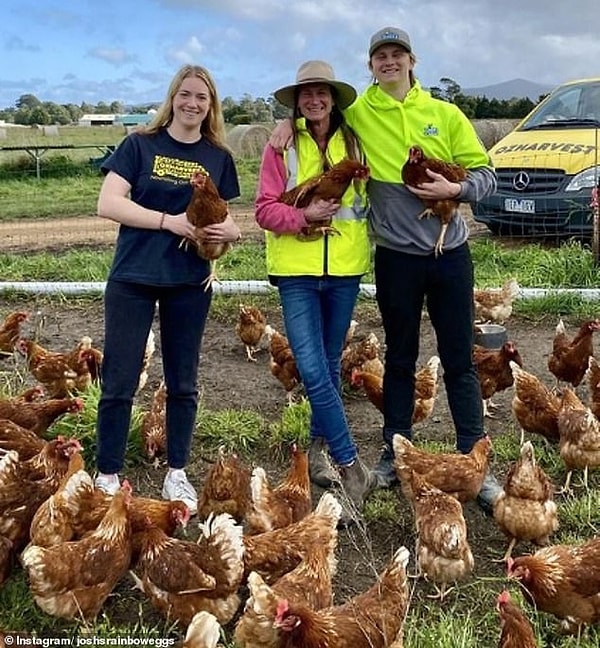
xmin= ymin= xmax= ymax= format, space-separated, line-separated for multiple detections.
xmin=273 ymin=60 xmax=357 ymax=110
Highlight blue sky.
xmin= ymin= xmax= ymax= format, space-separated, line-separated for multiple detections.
xmin=1 ymin=0 xmax=599 ymax=109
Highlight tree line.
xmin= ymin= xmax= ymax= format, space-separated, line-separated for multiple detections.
xmin=0 ymin=78 xmax=543 ymax=127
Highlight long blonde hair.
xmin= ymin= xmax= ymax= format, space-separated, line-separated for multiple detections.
xmin=144 ymin=64 xmax=228 ymax=149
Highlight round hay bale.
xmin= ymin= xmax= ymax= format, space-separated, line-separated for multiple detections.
xmin=42 ymin=125 xmax=59 ymax=137
xmin=226 ymin=124 xmax=272 ymax=158
xmin=471 ymin=119 xmax=520 ymax=150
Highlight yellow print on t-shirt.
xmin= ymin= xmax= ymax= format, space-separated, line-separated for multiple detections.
xmin=152 ymin=155 xmax=208 ymax=179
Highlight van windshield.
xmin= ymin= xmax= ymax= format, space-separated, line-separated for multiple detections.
xmin=520 ymin=80 xmax=600 ymax=131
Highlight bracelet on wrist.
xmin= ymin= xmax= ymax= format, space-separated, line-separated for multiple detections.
xmin=159 ymin=212 xmax=166 ymax=230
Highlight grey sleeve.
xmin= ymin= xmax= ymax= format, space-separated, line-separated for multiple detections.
xmin=458 ymin=166 xmax=497 ymax=203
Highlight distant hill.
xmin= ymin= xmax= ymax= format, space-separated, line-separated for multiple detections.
xmin=462 ymin=78 xmax=556 ymax=101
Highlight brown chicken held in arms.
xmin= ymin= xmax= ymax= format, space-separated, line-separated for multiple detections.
xmin=185 ymin=170 xmax=231 ymax=290
xmin=243 ymin=491 xmax=341 ymax=585
xmin=496 ymin=590 xmax=539 ymax=648
xmin=246 ymin=443 xmax=311 ymax=535
xmin=264 ymin=325 xmax=301 ymax=405
xmin=236 ymin=303 xmax=267 ymax=362
xmin=474 ymin=279 xmax=520 ymax=325
xmin=141 ymin=380 xmax=166 ymax=467
xmin=473 ymin=341 xmax=523 ymax=418
xmin=493 ymin=441 xmax=558 ymax=562
xmin=197 ymin=446 xmax=251 ymax=523
xmin=21 ymin=480 xmax=132 ymax=620
xmin=410 ymin=469 xmax=474 ymax=600
xmin=548 ymin=318 xmax=600 ymax=388
xmin=279 ymin=159 xmax=370 ymax=241
xmin=394 ymin=434 xmax=492 ymax=503
xmin=401 ymin=145 xmax=467 ymax=256
xmin=0 ymin=311 xmax=29 ymax=355
xmin=272 ymin=545 xmax=410 ymax=648
xmin=0 ymin=394 xmax=84 ymax=437
xmin=510 ymin=361 xmax=561 ymax=445
xmin=557 ymin=387 xmax=600 ymax=491
xmin=507 ymin=535 xmax=600 ymax=635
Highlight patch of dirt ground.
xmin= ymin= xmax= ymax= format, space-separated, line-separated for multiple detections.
xmin=0 ymin=211 xmax=591 ymax=644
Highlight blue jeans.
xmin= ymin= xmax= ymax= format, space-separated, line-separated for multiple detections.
xmin=277 ymin=276 xmax=361 ymax=466
xmin=96 ymin=280 xmax=211 ymax=474
xmin=374 ymin=243 xmax=483 ymax=454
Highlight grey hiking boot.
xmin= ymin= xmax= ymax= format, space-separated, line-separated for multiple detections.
xmin=476 ymin=470 xmax=502 ymax=516
xmin=336 ymin=457 xmax=377 ymax=526
xmin=372 ymin=446 xmax=398 ymax=488
xmin=308 ymin=437 xmax=338 ymax=488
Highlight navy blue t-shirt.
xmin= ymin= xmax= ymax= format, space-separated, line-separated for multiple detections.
xmin=101 ymin=129 xmax=240 ymax=286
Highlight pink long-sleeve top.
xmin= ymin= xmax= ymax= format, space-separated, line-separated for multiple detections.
xmin=255 ymin=144 xmax=308 ymax=234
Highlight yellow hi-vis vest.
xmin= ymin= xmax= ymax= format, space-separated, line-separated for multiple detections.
xmin=265 ymin=122 xmax=370 ymax=277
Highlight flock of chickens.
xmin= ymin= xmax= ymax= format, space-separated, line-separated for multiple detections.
xmin=2 ymin=265 xmax=600 ymax=645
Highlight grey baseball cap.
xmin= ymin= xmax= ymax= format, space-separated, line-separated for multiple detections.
xmin=369 ymin=26 xmax=412 ymax=57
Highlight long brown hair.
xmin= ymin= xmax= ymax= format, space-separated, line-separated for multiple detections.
xmin=143 ymin=64 xmax=228 ymax=149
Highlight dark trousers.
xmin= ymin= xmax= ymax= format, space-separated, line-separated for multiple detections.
xmin=374 ymin=243 xmax=483 ymax=454
xmin=96 ymin=280 xmax=211 ymax=474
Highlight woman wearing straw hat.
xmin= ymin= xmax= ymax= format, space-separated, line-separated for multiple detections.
xmin=255 ymin=60 xmax=375 ymax=523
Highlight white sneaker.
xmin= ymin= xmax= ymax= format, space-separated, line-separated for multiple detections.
xmin=162 ymin=469 xmax=197 ymax=515
xmin=95 ymin=473 xmax=120 ymax=495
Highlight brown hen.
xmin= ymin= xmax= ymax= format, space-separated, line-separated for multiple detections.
xmin=236 ymin=303 xmax=267 ymax=362
xmin=496 ymin=590 xmax=539 ymax=648
xmin=234 ymin=535 xmax=338 ymax=648
xmin=510 ymin=361 xmax=561 ymax=445
xmin=272 ymin=545 xmax=410 ymax=648
xmin=585 ymin=354 xmax=600 ymax=419
xmin=245 ymin=443 xmax=311 ymax=535
xmin=393 ymin=434 xmax=492 ymax=503
xmin=410 ymin=469 xmax=474 ymax=600
xmin=557 ymin=387 xmax=600 ymax=490
xmin=197 ymin=446 xmax=251 ymax=523
xmin=141 ymin=380 xmax=166 ymax=467
xmin=493 ymin=441 xmax=558 ymax=561
xmin=279 ymin=159 xmax=369 ymax=241
xmin=243 ymin=491 xmax=341 ymax=585
xmin=548 ymin=318 xmax=600 ymax=387
xmin=474 ymin=279 xmax=520 ymax=325
xmin=0 ymin=394 xmax=83 ymax=437
xmin=132 ymin=512 xmax=245 ymax=625
xmin=350 ymin=354 xmax=440 ymax=425
xmin=16 ymin=338 xmax=78 ymax=398
xmin=264 ymin=325 xmax=301 ymax=405
xmin=21 ymin=480 xmax=132 ymax=620
xmin=401 ymin=145 xmax=467 ymax=256
xmin=508 ymin=536 xmax=600 ymax=635
xmin=473 ymin=341 xmax=523 ymax=417
xmin=0 ymin=311 xmax=29 ymax=355
xmin=341 ymin=331 xmax=383 ymax=384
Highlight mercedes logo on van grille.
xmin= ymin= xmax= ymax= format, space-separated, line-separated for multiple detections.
xmin=512 ymin=171 xmax=530 ymax=191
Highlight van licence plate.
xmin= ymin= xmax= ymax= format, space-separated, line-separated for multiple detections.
xmin=505 ymin=198 xmax=535 ymax=214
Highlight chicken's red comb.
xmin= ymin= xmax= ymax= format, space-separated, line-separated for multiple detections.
xmin=121 ymin=479 xmax=133 ymax=494
xmin=497 ymin=590 xmax=511 ymax=605
xmin=275 ymin=599 xmax=289 ymax=621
